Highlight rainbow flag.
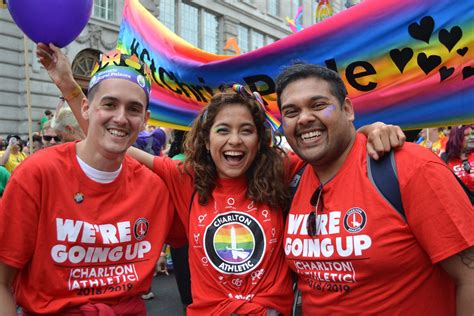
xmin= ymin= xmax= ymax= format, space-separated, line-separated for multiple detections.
xmin=118 ymin=0 xmax=474 ymax=130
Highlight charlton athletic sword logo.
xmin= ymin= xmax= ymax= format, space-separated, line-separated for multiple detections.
xmin=204 ymin=212 xmax=265 ymax=275
xmin=343 ymin=208 xmax=367 ymax=233
xmin=134 ymin=218 xmax=149 ymax=240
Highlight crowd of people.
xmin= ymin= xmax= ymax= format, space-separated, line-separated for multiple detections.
xmin=0 ymin=43 xmax=472 ymax=316
xmin=0 ymin=105 xmax=86 ymax=197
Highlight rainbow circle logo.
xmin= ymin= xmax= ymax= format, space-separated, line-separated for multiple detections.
xmin=204 ymin=212 xmax=265 ymax=275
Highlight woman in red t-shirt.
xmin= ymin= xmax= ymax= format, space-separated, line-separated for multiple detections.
xmin=442 ymin=124 xmax=474 ymax=191
xmin=133 ymin=87 xmax=295 ymax=315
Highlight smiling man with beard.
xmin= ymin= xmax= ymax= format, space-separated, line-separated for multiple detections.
xmin=276 ymin=63 xmax=474 ymax=315
xmin=0 ymin=51 xmax=175 ymax=315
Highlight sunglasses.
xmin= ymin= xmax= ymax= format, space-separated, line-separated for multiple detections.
xmin=306 ymin=184 xmax=324 ymax=237
xmin=43 ymin=135 xmax=61 ymax=142
xmin=462 ymin=159 xmax=471 ymax=174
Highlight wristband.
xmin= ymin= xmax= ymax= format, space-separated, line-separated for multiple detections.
xmin=62 ymin=85 xmax=83 ymax=102
xmin=160 ymin=252 xmax=167 ymax=257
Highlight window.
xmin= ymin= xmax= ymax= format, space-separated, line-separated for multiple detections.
xmin=180 ymin=3 xmax=199 ymax=47
xmin=93 ymin=0 xmax=116 ymax=22
xmin=238 ymin=25 xmax=249 ymax=54
xmin=203 ymin=11 xmax=218 ymax=54
xmin=267 ymin=36 xmax=277 ymax=45
xmin=159 ymin=0 xmax=176 ymax=32
xmin=71 ymin=49 xmax=101 ymax=90
xmin=268 ymin=0 xmax=280 ymax=16
xmin=251 ymin=30 xmax=264 ymax=50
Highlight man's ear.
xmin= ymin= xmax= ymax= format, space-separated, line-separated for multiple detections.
xmin=81 ymin=98 xmax=90 ymax=121
xmin=142 ymin=110 xmax=151 ymax=131
xmin=342 ymin=97 xmax=355 ymax=122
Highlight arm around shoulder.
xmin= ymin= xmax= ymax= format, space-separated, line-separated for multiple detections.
xmin=358 ymin=122 xmax=406 ymax=160
xmin=0 ymin=262 xmax=18 ymax=316
xmin=127 ymin=146 xmax=155 ymax=170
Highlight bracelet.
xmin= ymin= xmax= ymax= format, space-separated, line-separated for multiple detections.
xmin=62 ymin=85 xmax=83 ymax=102
xmin=160 ymin=252 xmax=167 ymax=257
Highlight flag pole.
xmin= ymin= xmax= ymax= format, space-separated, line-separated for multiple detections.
xmin=23 ymin=35 xmax=33 ymax=154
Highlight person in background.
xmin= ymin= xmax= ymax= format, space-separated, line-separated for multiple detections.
xmin=133 ymin=127 xmax=167 ymax=156
xmin=416 ymin=127 xmax=447 ymax=155
xmin=51 ymin=106 xmax=85 ymax=142
xmin=441 ymin=124 xmax=474 ymax=191
xmin=39 ymin=109 xmax=54 ymax=131
xmin=0 ymin=135 xmax=27 ymax=173
xmin=166 ymin=130 xmax=193 ymax=311
xmin=275 ymin=63 xmax=474 ymax=315
xmin=30 ymin=134 xmax=44 ymax=154
xmin=24 ymin=134 xmax=44 ymax=155
xmin=41 ymin=120 xmax=61 ymax=148
xmin=0 ymin=137 xmax=5 ymax=151
xmin=0 ymin=166 xmax=10 ymax=198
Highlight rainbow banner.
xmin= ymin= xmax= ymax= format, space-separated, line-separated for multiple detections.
xmin=118 ymin=0 xmax=473 ymax=130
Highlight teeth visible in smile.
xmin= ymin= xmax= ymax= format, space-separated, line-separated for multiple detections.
xmin=108 ymin=129 xmax=127 ymax=137
xmin=301 ymin=131 xmax=321 ymax=141
xmin=224 ymin=151 xmax=244 ymax=156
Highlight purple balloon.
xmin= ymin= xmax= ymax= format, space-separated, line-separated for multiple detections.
xmin=8 ymin=0 xmax=93 ymax=48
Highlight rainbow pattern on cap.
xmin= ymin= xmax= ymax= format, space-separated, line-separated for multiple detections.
xmin=88 ymin=50 xmax=152 ymax=97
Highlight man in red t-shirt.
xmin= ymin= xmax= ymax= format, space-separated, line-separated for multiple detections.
xmin=0 ymin=51 xmax=175 ymax=315
xmin=275 ymin=63 xmax=474 ymax=315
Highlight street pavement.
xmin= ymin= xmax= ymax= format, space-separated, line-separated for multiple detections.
xmin=145 ymin=272 xmax=184 ymax=315
xmin=144 ymin=272 xmax=302 ymax=316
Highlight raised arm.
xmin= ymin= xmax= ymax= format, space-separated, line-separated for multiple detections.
xmin=36 ymin=43 xmax=88 ymax=133
xmin=0 ymin=263 xmax=18 ymax=316
xmin=358 ymin=122 xmax=406 ymax=160
xmin=0 ymin=140 xmax=13 ymax=167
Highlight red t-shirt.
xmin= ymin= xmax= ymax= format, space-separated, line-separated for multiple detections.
xmin=284 ymin=134 xmax=474 ymax=315
xmin=0 ymin=143 xmax=175 ymax=314
xmin=447 ymin=152 xmax=474 ymax=190
xmin=154 ymin=157 xmax=294 ymax=315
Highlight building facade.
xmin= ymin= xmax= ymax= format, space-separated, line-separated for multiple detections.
xmin=0 ymin=0 xmax=360 ymax=137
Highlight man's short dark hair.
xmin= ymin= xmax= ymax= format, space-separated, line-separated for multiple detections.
xmin=44 ymin=110 xmax=52 ymax=116
xmin=275 ymin=63 xmax=348 ymax=109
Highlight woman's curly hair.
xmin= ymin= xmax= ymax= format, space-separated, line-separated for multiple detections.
xmin=183 ymin=88 xmax=290 ymax=210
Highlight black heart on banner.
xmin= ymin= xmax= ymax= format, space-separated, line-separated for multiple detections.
xmin=408 ymin=16 xmax=435 ymax=44
xmin=439 ymin=66 xmax=455 ymax=82
xmin=457 ymin=47 xmax=468 ymax=57
xmin=417 ymin=53 xmax=441 ymax=74
xmin=389 ymin=48 xmax=414 ymax=73
xmin=462 ymin=66 xmax=474 ymax=80
xmin=439 ymin=26 xmax=462 ymax=52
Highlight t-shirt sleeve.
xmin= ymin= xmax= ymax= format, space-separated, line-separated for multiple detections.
xmin=284 ymin=151 xmax=306 ymax=183
xmin=152 ymin=156 xmax=193 ymax=235
xmin=0 ymin=168 xmax=40 ymax=268
xmin=401 ymin=159 xmax=474 ymax=264
xmin=165 ymin=212 xmax=188 ymax=248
